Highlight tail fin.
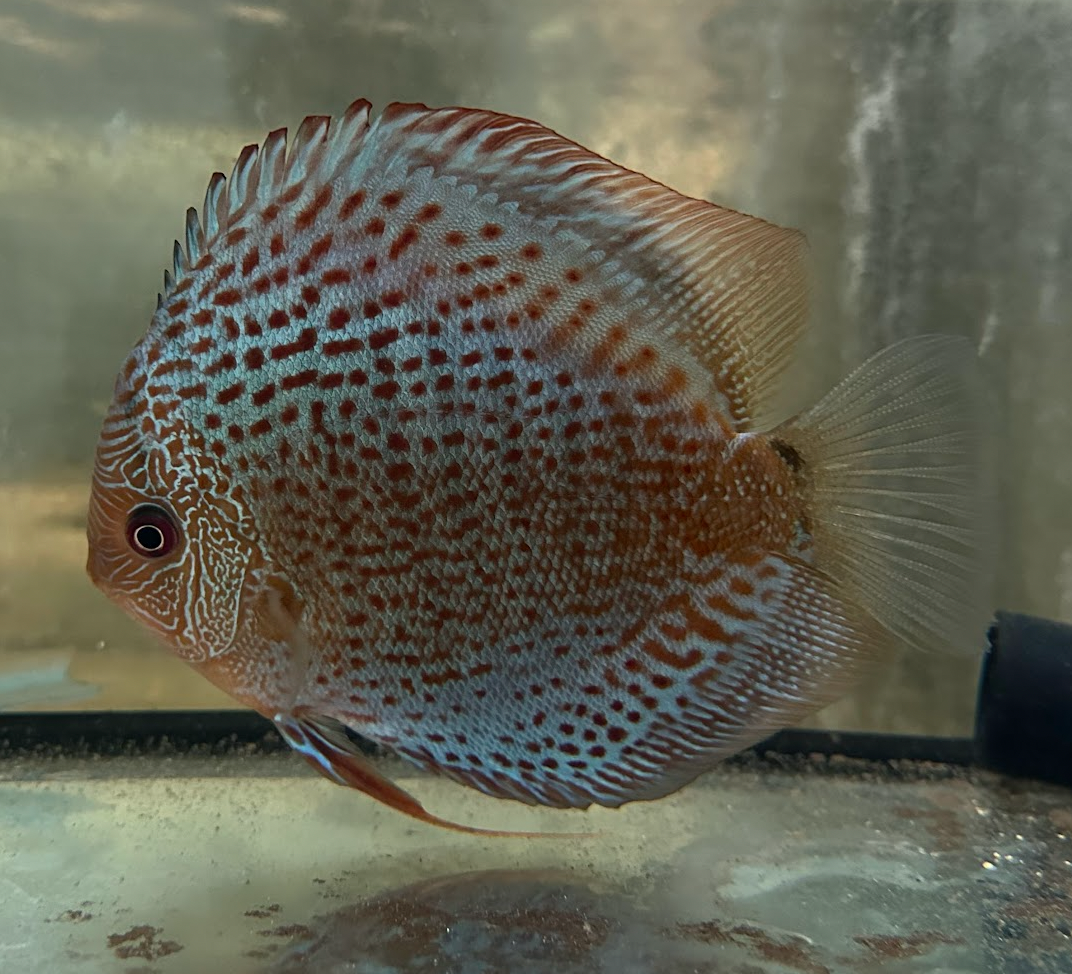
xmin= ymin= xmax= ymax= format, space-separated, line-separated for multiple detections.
xmin=775 ymin=335 xmax=993 ymax=656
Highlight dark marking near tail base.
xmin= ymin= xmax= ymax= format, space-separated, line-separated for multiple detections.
xmin=771 ymin=438 xmax=805 ymax=473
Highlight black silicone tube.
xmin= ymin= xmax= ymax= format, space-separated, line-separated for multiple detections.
xmin=976 ymin=610 xmax=1072 ymax=787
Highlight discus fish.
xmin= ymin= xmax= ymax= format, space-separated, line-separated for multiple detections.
xmin=86 ymin=99 xmax=988 ymax=834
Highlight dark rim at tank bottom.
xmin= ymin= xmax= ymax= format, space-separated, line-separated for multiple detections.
xmin=0 ymin=708 xmax=975 ymax=767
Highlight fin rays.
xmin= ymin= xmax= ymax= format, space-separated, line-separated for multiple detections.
xmin=161 ymin=100 xmax=373 ymax=303
xmin=779 ymin=335 xmax=992 ymax=656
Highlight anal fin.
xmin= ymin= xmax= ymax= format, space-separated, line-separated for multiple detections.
xmin=274 ymin=713 xmax=594 ymax=839
xmin=599 ymin=555 xmax=895 ymax=805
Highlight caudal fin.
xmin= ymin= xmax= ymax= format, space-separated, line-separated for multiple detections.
xmin=775 ymin=335 xmax=993 ymax=656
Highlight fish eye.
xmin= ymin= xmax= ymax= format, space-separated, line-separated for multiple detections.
xmin=125 ymin=504 xmax=181 ymax=559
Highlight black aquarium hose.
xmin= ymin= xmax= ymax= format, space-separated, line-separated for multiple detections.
xmin=975 ymin=610 xmax=1072 ymax=787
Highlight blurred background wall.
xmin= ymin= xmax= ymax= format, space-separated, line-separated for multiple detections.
xmin=1 ymin=0 xmax=1069 ymax=732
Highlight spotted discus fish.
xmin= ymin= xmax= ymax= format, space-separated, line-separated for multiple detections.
xmin=87 ymin=99 xmax=987 ymax=834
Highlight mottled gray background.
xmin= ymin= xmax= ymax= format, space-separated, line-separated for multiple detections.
xmin=0 ymin=0 xmax=1069 ymax=732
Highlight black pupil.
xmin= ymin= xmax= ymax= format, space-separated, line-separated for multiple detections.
xmin=126 ymin=506 xmax=177 ymax=558
xmin=134 ymin=524 xmax=165 ymax=552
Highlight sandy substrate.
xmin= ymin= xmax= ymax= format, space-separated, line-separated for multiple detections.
xmin=3 ymin=748 xmax=1049 ymax=974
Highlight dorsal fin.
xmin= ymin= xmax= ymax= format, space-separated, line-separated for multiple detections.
xmin=164 ymin=99 xmax=806 ymax=428
xmin=366 ymin=102 xmax=809 ymax=429
xmin=161 ymin=100 xmax=373 ymax=303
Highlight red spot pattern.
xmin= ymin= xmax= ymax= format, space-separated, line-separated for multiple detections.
xmin=204 ymin=353 xmax=236 ymax=378
xmin=324 ymin=337 xmax=364 ymax=357
xmin=328 ymin=308 xmax=352 ymax=330
xmin=125 ymin=118 xmax=802 ymax=818
xmin=213 ymin=288 xmax=242 ymax=306
xmin=369 ymin=326 xmax=400 ymax=350
xmin=321 ymin=268 xmax=352 ymax=285
xmin=251 ymin=383 xmax=276 ymax=407
xmin=281 ymin=370 xmax=318 ymax=391
xmin=294 ymin=185 xmax=333 ymax=231
xmin=308 ymin=234 xmax=333 ymax=262
xmin=339 ymin=189 xmax=365 ymax=221
xmin=388 ymin=225 xmax=419 ymax=261
xmin=216 ymin=382 xmax=244 ymax=405
xmin=270 ymin=328 xmax=317 ymax=361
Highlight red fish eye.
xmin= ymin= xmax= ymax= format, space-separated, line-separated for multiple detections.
xmin=125 ymin=505 xmax=180 ymax=558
